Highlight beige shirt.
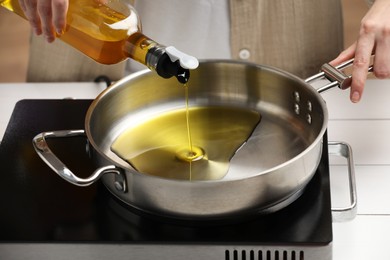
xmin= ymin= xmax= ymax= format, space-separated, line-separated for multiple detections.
xmin=27 ymin=0 xmax=343 ymax=82
xmin=230 ymin=0 xmax=344 ymax=78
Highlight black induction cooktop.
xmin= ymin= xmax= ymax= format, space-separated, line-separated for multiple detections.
xmin=0 ymin=99 xmax=333 ymax=260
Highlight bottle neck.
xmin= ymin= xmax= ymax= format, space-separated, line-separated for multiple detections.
xmin=124 ymin=33 xmax=156 ymax=65
xmin=145 ymin=45 xmax=166 ymax=71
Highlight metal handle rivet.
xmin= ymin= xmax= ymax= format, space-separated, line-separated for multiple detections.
xmin=294 ymin=103 xmax=300 ymax=115
xmin=307 ymin=101 xmax=312 ymax=112
xmin=293 ymin=91 xmax=300 ymax=102
xmin=307 ymin=114 xmax=312 ymax=124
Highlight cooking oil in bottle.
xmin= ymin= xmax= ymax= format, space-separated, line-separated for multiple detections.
xmin=111 ymin=106 xmax=261 ymax=181
xmin=0 ymin=0 xmax=198 ymax=82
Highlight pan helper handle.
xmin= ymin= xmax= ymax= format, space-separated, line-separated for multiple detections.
xmin=329 ymin=142 xmax=357 ymax=222
xmin=33 ymin=130 xmax=127 ymax=192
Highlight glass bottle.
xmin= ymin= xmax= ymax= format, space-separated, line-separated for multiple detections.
xmin=0 ymin=0 xmax=198 ymax=83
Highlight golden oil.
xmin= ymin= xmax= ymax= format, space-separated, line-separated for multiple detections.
xmin=111 ymin=106 xmax=261 ymax=181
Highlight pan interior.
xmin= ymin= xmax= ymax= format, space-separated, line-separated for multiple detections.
xmin=87 ymin=61 xmax=326 ymax=181
xmin=110 ymin=105 xmax=262 ymax=181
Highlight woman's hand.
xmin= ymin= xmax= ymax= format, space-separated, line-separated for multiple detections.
xmin=330 ymin=0 xmax=390 ymax=103
xmin=18 ymin=0 xmax=69 ymax=42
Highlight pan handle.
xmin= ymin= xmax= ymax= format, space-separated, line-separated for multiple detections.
xmin=328 ymin=141 xmax=357 ymax=222
xmin=306 ymin=56 xmax=374 ymax=93
xmin=32 ymin=130 xmax=126 ymax=192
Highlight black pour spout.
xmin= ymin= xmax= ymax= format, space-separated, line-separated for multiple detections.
xmin=146 ymin=46 xmax=198 ymax=84
xmin=156 ymin=54 xmax=190 ymax=83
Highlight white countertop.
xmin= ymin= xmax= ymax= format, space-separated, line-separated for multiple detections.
xmin=1 ymin=79 xmax=390 ymax=259
xmin=322 ymin=79 xmax=390 ymax=260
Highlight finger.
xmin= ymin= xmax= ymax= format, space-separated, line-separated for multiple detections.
xmin=37 ymin=0 xmax=56 ymax=42
xmin=20 ymin=0 xmax=42 ymax=35
xmin=372 ymin=31 xmax=390 ymax=79
xmin=329 ymin=42 xmax=357 ymax=66
xmin=52 ymin=0 xmax=68 ymax=34
xmin=350 ymin=32 xmax=376 ymax=103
